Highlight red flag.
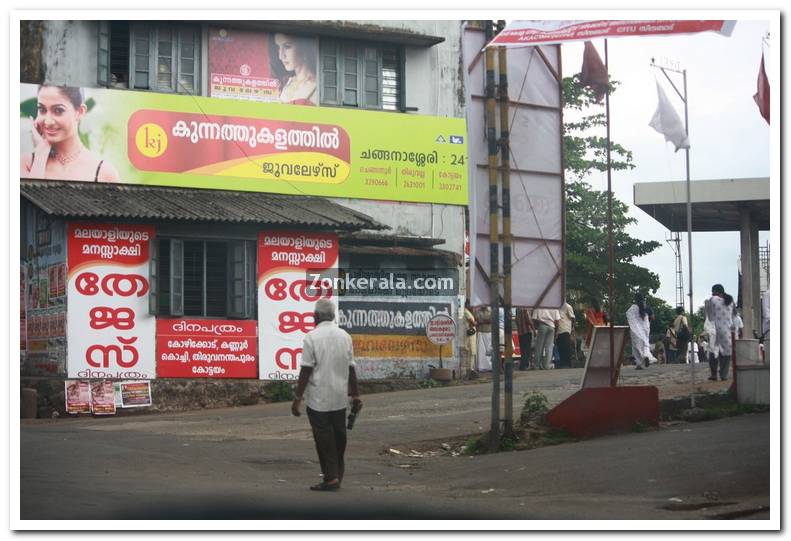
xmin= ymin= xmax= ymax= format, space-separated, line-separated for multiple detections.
xmin=753 ymin=53 xmax=770 ymax=124
xmin=580 ymin=41 xmax=608 ymax=102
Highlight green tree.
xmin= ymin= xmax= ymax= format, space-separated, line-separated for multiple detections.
xmin=563 ymin=73 xmax=662 ymax=325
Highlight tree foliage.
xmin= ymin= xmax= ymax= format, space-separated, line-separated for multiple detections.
xmin=563 ymin=73 xmax=661 ymax=325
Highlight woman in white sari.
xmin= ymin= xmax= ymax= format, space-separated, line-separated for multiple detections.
xmin=625 ymin=293 xmax=656 ymax=370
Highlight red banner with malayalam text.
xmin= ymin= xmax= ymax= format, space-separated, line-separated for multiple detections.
xmin=488 ymin=20 xmax=735 ymax=46
xmin=156 ymin=319 xmax=258 ymax=378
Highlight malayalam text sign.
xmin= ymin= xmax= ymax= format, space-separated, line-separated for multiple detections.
xmin=157 ymin=319 xmax=258 ymax=378
xmin=257 ymin=232 xmax=338 ymax=380
xmin=66 ymin=223 xmax=156 ymax=379
xmin=20 ymin=83 xmax=467 ymax=205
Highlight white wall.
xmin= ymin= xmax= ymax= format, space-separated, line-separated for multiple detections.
xmin=41 ymin=21 xmax=98 ymax=87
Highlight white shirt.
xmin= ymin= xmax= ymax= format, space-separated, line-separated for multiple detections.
xmin=556 ymin=303 xmax=576 ymax=335
xmin=532 ymin=308 xmax=560 ymax=328
xmin=300 ymin=321 xmax=356 ymax=412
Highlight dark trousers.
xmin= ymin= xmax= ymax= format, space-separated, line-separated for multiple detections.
xmin=518 ymin=332 xmax=533 ymax=370
xmin=307 ymin=407 xmax=347 ymax=483
xmin=556 ymin=332 xmax=572 ymax=368
xmin=708 ymin=353 xmax=732 ymax=380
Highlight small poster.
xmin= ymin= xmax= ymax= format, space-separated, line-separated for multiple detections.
xmin=65 ymin=380 xmax=91 ymax=414
xmin=90 ymin=380 xmax=117 ymax=415
xmin=119 ymin=381 xmax=153 ymax=408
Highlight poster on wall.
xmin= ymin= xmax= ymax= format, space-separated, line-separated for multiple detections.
xmin=157 ymin=319 xmax=258 ymax=378
xmin=22 ymin=208 xmax=67 ymax=376
xmin=90 ymin=380 xmax=117 ymax=415
xmin=257 ymin=231 xmax=338 ymax=380
xmin=66 ymin=222 xmax=156 ymax=379
xmin=19 ymin=83 xmax=467 ymax=205
xmin=119 ymin=381 xmax=153 ymax=408
xmin=208 ymin=27 xmax=318 ymax=106
xmin=65 ymin=380 xmax=91 ymax=414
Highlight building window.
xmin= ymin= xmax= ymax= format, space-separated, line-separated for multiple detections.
xmin=98 ymin=21 xmax=201 ymax=94
xmin=320 ymin=39 xmax=403 ymax=111
xmin=149 ymin=238 xmax=255 ymax=319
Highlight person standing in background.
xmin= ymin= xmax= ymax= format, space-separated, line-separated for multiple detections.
xmin=704 ymin=284 xmax=736 ymax=381
xmin=626 ymin=293 xmax=656 ymax=370
xmin=515 ymin=308 xmax=535 ymax=370
xmin=532 ymin=307 xmax=560 ymax=370
xmin=555 ymin=302 xmax=576 ymax=369
xmin=463 ymin=301 xmax=477 ymax=375
xmin=672 ymin=307 xmax=690 ymax=364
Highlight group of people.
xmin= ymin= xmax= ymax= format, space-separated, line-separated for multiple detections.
xmin=464 ymin=300 xmax=587 ymax=372
xmin=626 ymin=284 xmax=740 ymax=382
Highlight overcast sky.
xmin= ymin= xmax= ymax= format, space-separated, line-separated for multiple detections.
xmin=558 ymin=19 xmax=772 ymax=310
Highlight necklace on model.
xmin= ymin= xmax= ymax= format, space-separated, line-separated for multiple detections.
xmin=49 ymin=146 xmax=82 ymax=165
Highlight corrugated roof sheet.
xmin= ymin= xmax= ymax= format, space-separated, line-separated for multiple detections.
xmin=21 ymin=181 xmax=387 ymax=231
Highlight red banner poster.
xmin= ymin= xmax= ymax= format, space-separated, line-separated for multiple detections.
xmin=90 ymin=380 xmax=116 ymax=415
xmin=67 ymin=223 xmax=156 ymax=379
xmin=157 ymin=319 xmax=258 ymax=378
xmin=257 ymin=232 xmax=338 ymax=380
xmin=65 ymin=380 xmax=91 ymax=414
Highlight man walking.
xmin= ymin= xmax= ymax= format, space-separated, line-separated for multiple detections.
xmin=292 ymin=299 xmax=362 ymax=491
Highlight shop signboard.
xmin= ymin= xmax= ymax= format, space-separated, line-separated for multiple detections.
xmin=157 ymin=319 xmax=258 ymax=378
xmin=257 ymin=231 xmax=338 ymax=380
xmin=208 ymin=27 xmax=318 ymax=105
xmin=66 ymin=223 xmax=156 ymax=379
xmin=20 ymin=83 xmax=467 ymax=205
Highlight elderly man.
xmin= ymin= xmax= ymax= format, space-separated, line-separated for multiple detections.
xmin=292 ymin=299 xmax=361 ymax=491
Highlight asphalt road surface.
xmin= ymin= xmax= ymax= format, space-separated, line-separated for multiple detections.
xmin=19 ymin=365 xmax=771 ymax=522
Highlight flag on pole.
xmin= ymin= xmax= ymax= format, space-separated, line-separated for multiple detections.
xmin=580 ymin=41 xmax=608 ymax=102
xmin=649 ymin=81 xmax=690 ymax=152
xmin=753 ymin=53 xmax=770 ymax=124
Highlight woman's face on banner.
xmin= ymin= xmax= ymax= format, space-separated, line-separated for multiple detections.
xmin=274 ymin=34 xmax=301 ymax=72
xmin=36 ymin=86 xmax=84 ymax=144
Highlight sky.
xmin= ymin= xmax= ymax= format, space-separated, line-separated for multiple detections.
xmin=558 ymin=19 xmax=772 ymax=311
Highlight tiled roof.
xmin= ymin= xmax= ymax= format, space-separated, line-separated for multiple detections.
xmin=21 ymin=181 xmax=387 ymax=231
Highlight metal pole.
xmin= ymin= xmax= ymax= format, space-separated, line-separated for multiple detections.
xmin=498 ymin=44 xmax=514 ymax=437
xmin=683 ymin=68 xmax=696 ymax=408
xmin=604 ymin=39 xmax=615 ymax=384
xmin=485 ymin=22 xmax=501 ymax=450
xmin=651 ymin=59 xmax=694 ymax=406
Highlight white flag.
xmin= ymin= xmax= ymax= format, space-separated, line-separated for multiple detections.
xmin=649 ymin=82 xmax=690 ymax=152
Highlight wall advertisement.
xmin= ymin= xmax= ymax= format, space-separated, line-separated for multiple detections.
xmin=20 ymin=83 xmax=468 ymax=205
xmin=257 ymin=231 xmax=338 ymax=380
xmin=66 ymin=222 xmax=156 ymax=379
xmin=157 ymin=319 xmax=258 ymax=378
xmin=208 ymin=27 xmax=318 ymax=106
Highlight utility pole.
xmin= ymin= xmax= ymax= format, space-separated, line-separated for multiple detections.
xmin=485 ymin=21 xmax=501 ymax=450
xmin=498 ymin=40 xmax=514 ymax=439
xmin=651 ymin=57 xmax=695 ymax=406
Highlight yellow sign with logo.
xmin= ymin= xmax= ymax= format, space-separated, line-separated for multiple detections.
xmin=20 ymin=84 xmax=468 ymax=205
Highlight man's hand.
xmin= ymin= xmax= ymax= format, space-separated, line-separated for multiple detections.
xmin=291 ymin=398 xmax=302 ymax=417
xmin=351 ymin=397 xmax=363 ymax=412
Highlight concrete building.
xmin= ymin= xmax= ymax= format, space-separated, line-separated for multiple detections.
xmin=19 ymin=19 xmax=471 ymax=414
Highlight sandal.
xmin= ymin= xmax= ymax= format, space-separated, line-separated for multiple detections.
xmin=310 ymin=481 xmax=340 ymax=491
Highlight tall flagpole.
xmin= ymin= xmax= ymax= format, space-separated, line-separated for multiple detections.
xmin=604 ymin=39 xmax=615 ymax=384
xmin=651 ymin=58 xmax=694 ymax=407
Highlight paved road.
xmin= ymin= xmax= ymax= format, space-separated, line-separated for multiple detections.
xmin=19 ymin=365 xmax=771 ymax=521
